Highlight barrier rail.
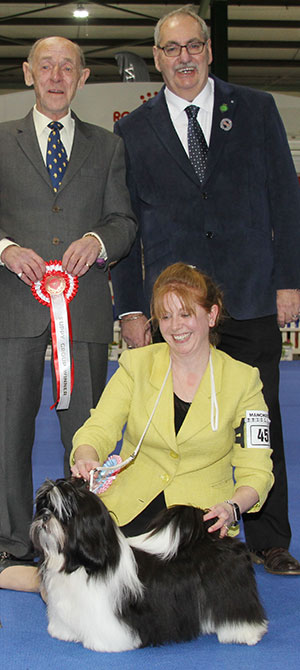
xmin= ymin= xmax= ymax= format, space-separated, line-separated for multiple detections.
xmin=281 ymin=321 xmax=300 ymax=360
xmin=109 ymin=321 xmax=300 ymax=362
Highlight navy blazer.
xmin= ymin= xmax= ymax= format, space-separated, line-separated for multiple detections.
xmin=112 ymin=75 xmax=300 ymax=319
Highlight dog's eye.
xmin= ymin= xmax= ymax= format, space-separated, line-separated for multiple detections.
xmin=42 ymin=511 xmax=51 ymax=522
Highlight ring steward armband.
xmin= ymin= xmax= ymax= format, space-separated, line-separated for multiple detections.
xmin=245 ymin=410 xmax=270 ymax=448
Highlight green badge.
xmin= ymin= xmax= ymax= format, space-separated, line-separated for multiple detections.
xmin=220 ymin=103 xmax=228 ymax=112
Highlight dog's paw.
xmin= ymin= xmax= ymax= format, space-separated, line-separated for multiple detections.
xmin=216 ymin=620 xmax=268 ymax=645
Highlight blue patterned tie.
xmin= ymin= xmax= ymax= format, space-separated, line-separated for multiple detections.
xmin=185 ymin=105 xmax=208 ymax=183
xmin=46 ymin=121 xmax=68 ymax=193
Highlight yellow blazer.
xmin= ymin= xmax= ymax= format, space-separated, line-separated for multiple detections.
xmin=72 ymin=344 xmax=274 ymax=527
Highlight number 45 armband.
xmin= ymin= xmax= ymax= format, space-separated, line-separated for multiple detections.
xmin=244 ymin=410 xmax=270 ymax=448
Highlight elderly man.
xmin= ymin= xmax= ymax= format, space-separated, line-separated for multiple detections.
xmin=0 ymin=36 xmax=136 ymax=574
xmin=112 ymin=6 xmax=300 ymax=575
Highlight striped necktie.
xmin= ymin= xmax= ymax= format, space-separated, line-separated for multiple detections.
xmin=185 ymin=105 xmax=208 ymax=183
xmin=46 ymin=121 xmax=68 ymax=193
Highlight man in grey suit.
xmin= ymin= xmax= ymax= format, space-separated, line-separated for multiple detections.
xmin=0 ymin=37 xmax=136 ymax=574
xmin=112 ymin=6 xmax=300 ymax=574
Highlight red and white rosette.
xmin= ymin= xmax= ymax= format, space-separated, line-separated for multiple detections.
xmin=31 ymin=261 xmax=78 ymax=410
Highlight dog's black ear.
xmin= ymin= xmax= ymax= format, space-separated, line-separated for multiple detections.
xmin=64 ymin=491 xmax=121 ymax=576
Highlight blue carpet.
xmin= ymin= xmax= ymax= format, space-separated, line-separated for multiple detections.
xmin=1 ymin=361 xmax=300 ymax=669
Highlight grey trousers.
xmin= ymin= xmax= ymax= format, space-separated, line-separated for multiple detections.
xmin=0 ymin=328 xmax=108 ymax=558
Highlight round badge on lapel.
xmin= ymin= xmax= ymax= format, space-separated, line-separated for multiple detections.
xmin=220 ymin=118 xmax=232 ymax=132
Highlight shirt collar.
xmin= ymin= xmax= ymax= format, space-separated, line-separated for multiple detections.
xmin=164 ymin=76 xmax=214 ymax=119
xmin=32 ymin=105 xmax=74 ymax=138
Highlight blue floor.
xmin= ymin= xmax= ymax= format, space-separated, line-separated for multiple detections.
xmin=1 ymin=360 xmax=300 ymax=669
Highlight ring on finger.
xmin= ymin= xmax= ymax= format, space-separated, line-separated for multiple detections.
xmin=17 ymin=271 xmax=23 ymax=278
xmin=85 ymin=262 xmax=90 ymax=268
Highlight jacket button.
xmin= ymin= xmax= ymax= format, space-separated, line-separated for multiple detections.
xmin=202 ymin=192 xmax=208 ymax=199
xmin=206 ymin=231 xmax=214 ymax=239
xmin=52 ymin=206 xmax=61 ymax=213
xmin=52 ymin=237 xmax=60 ymax=245
xmin=169 ymin=450 xmax=178 ymax=459
xmin=160 ymin=473 xmax=170 ymax=483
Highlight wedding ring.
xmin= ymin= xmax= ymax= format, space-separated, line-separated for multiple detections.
xmin=17 ymin=271 xmax=22 ymax=278
xmin=85 ymin=262 xmax=90 ymax=268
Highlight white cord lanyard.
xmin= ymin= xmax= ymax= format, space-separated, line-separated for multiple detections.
xmin=89 ymin=360 xmax=172 ymax=491
xmin=89 ymin=354 xmax=218 ymax=491
xmin=210 ymin=353 xmax=219 ymax=432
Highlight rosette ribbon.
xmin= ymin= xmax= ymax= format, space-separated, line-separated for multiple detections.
xmin=90 ymin=455 xmax=123 ymax=495
xmin=31 ymin=261 xmax=78 ymax=410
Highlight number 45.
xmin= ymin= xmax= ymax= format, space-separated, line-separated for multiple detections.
xmin=257 ymin=428 xmax=269 ymax=443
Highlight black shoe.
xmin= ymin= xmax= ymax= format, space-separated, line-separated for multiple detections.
xmin=250 ymin=548 xmax=300 ymax=575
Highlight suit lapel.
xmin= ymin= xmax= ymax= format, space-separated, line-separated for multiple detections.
xmin=15 ymin=110 xmax=94 ymax=194
xmin=203 ymin=76 xmax=238 ymax=183
xmin=57 ymin=112 xmax=94 ymax=192
xmin=15 ymin=111 xmax=51 ymax=188
xmin=177 ymin=347 xmax=223 ymax=445
xmin=145 ymin=345 xmax=177 ymax=451
xmin=148 ymin=79 xmax=239 ymax=188
xmin=146 ymin=88 xmax=201 ymax=187
xmin=143 ymin=346 xmax=224 ymax=451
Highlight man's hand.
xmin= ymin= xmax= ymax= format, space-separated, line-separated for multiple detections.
xmin=1 ymin=245 xmax=46 ymax=286
xmin=62 ymin=236 xmax=101 ymax=277
xmin=277 ymin=289 xmax=300 ymax=327
xmin=121 ymin=314 xmax=152 ymax=348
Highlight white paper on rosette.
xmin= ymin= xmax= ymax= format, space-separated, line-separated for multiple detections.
xmin=50 ymin=292 xmax=71 ymax=410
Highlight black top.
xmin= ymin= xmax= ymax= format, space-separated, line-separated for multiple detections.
xmin=120 ymin=394 xmax=191 ymax=536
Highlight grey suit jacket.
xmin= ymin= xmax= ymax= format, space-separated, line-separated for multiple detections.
xmin=0 ymin=110 xmax=136 ymax=342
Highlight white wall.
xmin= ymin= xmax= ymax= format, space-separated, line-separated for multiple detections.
xmin=0 ymin=82 xmax=162 ymax=130
xmin=0 ymin=82 xmax=299 ymax=171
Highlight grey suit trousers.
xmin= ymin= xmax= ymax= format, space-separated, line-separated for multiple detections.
xmin=0 ymin=329 xmax=108 ymax=558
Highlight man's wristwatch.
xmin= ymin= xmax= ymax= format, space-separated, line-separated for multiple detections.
xmin=225 ymin=500 xmax=241 ymax=524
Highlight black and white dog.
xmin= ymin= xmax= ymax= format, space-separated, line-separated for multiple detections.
xmin=30 ymin=478 xmax=268 ymax=652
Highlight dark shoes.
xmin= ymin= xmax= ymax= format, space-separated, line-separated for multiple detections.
xmin=0 ymin=551 xmax=35 ymax=574
xmin=250 ymin=547 xmax=300 ymax=575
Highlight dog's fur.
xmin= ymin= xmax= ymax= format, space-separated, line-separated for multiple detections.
xmin=30 ymin=478 xmax=268 ymax=652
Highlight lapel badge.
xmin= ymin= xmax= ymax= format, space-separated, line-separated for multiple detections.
xmin=219 ymin=103 xmax=228 ymax=112
xmin=220 ymin=118 xmax=232 ymax=132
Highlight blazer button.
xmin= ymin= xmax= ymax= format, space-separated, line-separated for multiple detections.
xmin=202 ymin=192 xmax=208 ymax=200
xmin=169 ymin=450 xmax=178 ymax=459
xmin=52 ymin=206 xmax=62 ymax=213
xmin=160 ymin=473 xmax=170 ymax=483
xmin=52 ymin=237 xmax=60 ymax=245
xmin=206 ymin=231 xmax=214 ymax=239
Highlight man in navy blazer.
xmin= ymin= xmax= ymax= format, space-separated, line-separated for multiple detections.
xmin=112 ymin=6 xmax=300 ymax=574
xmin=0 ymin=37 xmax=136 ymax=575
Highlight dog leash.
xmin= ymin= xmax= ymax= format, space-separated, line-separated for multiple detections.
xmin=89 ymin=359 xmax=172 ymax=493
xmin=89 ymin=352 xmax=219 ymax=493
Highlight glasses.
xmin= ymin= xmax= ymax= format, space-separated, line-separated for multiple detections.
xmin=157 ymin=41 xmax=207 ymax=58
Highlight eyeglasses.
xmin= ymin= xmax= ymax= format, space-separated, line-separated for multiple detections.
xmin=157 ymin=41 xmax=207 ymax=58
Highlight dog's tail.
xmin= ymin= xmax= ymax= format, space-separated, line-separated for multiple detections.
xmin=130 ymin=505 xmax=212 ymax=560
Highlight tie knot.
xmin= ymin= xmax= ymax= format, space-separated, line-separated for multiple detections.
xmin=48 ymin=121 xmax=63 ymax=132
xmin=185 ymin=105 xmax=199 ymax=120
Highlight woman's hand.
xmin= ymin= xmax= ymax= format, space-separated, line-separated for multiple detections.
xmin=71 ymin=458 xmax=101 ymax=481
xmin=71 ymin=444 xmax=101 ymax=481
xmin=203 ymin=486 xmax=259 ymax=538
xmin=203 ymin=503 xmax=235 ymax=538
